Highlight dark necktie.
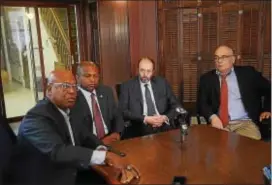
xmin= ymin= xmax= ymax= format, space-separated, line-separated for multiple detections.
xmin=144 ymin=84 xmax=156 ymax=116
xmin=91 ymin=93 xmax=105 ymax=139
xmin=219 ymin=75 xmax=229 ymax=127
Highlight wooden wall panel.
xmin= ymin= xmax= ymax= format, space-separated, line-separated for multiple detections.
xmin=220 ymin=2 xmax=239 ymax=52
xmin=128 ymin=1 xmax=158 ymax=76
xmin=158 ymin=0 xmax=271 ymax=109
xmin=181 ymin=9 xmax=198 ymax=102
xmin=262 ymin=1 xmax=271 ymax=80
xmin=240 ymin=2 xmax=262 ymax=69
xmin=162 ymin=10 xmax=180 ymax=95
xmin=98 ymin=1 xmax=130 ymax=90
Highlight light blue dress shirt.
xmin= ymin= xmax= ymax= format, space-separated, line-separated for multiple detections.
xmin=216 ymin=68 xmax=250 ymax=121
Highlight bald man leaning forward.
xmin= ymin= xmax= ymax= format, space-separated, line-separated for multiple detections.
xmin=17 ymin=70 xmax=126 ymax=185
xmin=197 ymin=45 xmax=271 ymax=140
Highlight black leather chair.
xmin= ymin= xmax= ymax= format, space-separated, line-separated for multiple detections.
xmin=115 ymin=83 xmax=133 ymax=139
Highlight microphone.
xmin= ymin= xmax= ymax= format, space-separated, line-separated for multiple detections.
xmin=175 ymin=106 xmax=188 ymax=143
xmin=175 ymin=107 xmax=187 ymax=115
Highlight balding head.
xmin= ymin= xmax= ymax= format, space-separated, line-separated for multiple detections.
xmin=47 ymin=69 xmax=75 ymax=84
xmin=138 ymin=57 xmax=155 ymax=83
xmin=76 ymin=61 xmax=100 ymax=92
xmin=214 ymin=45 xmax=236 ymax=75
xmin=47 ymin=69 xmax=77 ymax=109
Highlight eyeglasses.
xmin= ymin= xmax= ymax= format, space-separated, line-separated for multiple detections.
xmin=214 ymin=55 xmax=235 ymax=62
xmin=50 ymin=83 xmax=78 ymax=91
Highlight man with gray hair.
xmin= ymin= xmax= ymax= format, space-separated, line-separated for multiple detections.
xmin=198 ymin=45 xmax=271 ymax=140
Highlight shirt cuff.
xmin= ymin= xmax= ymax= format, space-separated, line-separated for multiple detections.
xmin=164 ymin=116 xmax=170 ymax=125
xmin=96 ymin=145 xmax=108 ymax=151
xmin=209 ymin=114 xmax=217 ymax=122
xmin=90 ymin=150 xmax=106 ymax=165
xmin=143 ymin=116 xmax=148 ymax=125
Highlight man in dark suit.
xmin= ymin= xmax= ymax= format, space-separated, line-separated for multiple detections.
xmin=198 ymin=45 xmax=271 ymax=140
xmin=71 ymin=62 xmax=124 ymax=145
xmin=17 ymin=70 xmax=125 ymax=185
xmin=119 ymin=57 xmax=179 ymax=138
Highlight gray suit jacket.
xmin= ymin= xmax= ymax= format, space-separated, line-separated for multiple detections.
xmin=119 ymin=76 xmax=179 ymax=136
xmin=17 ymin=98 xmax=103 ymax=185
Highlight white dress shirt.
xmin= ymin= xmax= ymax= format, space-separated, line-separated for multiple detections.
xmin=57 ymin=107 xmax=107 ymax=165
xmin=79 ymin=87 xmax=109 ymax=136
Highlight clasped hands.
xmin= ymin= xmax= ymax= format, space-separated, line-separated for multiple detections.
xmin=144 ymin=115 xmax=168 ymax=128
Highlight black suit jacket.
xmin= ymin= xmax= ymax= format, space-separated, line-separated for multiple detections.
xmin=70 ymin=85 xmax=124 ymax=136
xmin=197 ymin=66 xmax=271 ymax=124
xmin=119 ymin=76 xmax=179 ymax=136
xmin=0 ymin=115 xmax=16 ymax=185
xmin=17 ymin=98 xmax=103 ymax=185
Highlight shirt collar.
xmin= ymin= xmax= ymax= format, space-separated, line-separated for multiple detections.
xmin=57 ymin=107 xmax=70 ymax=117
xmin=139 ymin=78 xmax=151 ymax=87
xmin=79 ymin=86 xmax=97 ymax=96
xmin=216 ymin=67 xmax=234 ymax=76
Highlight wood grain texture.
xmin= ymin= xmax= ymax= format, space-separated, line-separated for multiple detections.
xmin=93 ymin=125 xmax=271 ymax=184
xmin=98 ymin=0 xmax=130 ymax=91
xmin=128 ymin=0 xmax=158 ymax=76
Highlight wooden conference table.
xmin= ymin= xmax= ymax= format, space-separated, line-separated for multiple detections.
xmin=93 ymin=125 xmax=271 ymax=184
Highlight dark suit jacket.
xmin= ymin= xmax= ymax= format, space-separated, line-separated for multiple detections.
xmin=197 ymin=66 xmax=271 ymax=124
xmin=119 ymin=76 xmax=179 ymax=137
xmin=17 ymin=98 xmax=103 ymax=185
xmin=70 ymin=85 xmax=124 ymax=136
xmin=0 ymin=115 xmax=16 ymax=185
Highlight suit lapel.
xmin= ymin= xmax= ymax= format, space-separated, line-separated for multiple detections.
xmin=96 ymin=86 xmax=107 ymax=126
xmin=134 ymin=77 xmax=143 ymax=110
xmin=151 ymin=77 xmax=160 ymax=108
xmin=46 ymin=99 xmax=72 ymax=143
xmin=78 ymin=90 xmax=93 ymax=119
xmin=212 ymin=71 xmax=220 ymax=99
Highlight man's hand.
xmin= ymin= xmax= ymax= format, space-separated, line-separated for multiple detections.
xmin=144 ymin=115 xmax=164 ymax=127
xmin=210 ymin=115 xmax=224 ymax=129
xmin=102 ymin=133 xmax=120 ymax=145
xmin=151 ymin=115 xmax=169 ymax=127
xmin=105 ymin=151 xmax=126 ymax=170
xmin=259 ymin=112 xmax=271 ymax=122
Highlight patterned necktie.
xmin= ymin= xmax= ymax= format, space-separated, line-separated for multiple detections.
xmin=91 ymin=93 xmax=105 ymax=139
xmin=144 ymin=84 xmax=156 ymax=116
xmin=219 ymin=75 xmax=229 ymax=127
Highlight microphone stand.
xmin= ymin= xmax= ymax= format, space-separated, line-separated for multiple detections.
xmin=175 ymin=111 xmax=189 ymax=143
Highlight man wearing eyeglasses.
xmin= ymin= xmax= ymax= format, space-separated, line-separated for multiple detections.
xmin=17 ymin=70 xmax=126 ymax=185
xmin=197 ymin=45 xmax=271 ymax=140
xmin=118 ymin=57 xmax=180 ymax=138
xmin=70 ymin=62 xmax=124 ymax=146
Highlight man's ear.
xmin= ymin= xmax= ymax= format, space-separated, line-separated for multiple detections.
xmin=47 ymin=85 xmax=52 ymax=96
xmin=232 ymin=56 xmax=236 ymax=64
